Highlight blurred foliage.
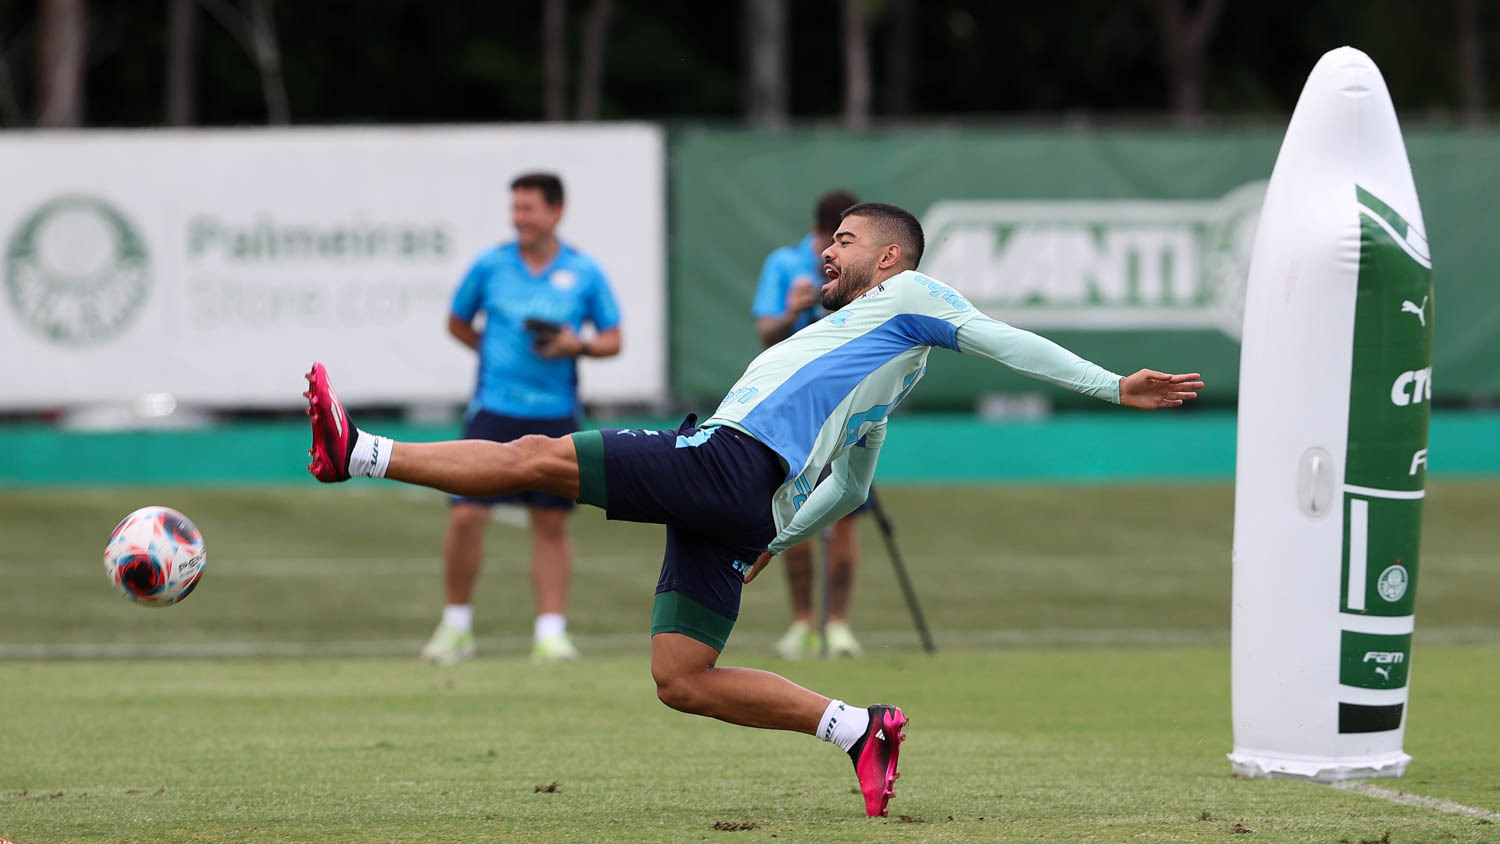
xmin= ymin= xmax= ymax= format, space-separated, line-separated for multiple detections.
xmin=0 ymin=0 xmax=1491 ymax=126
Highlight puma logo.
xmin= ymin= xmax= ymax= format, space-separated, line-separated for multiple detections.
xmin=1375 ymin=666 xmax=1391 ymax=680
xmin=1401 ymin=296 xmax=1428 ymax=327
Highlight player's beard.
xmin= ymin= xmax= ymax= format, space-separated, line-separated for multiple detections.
xmin=821 ymin=261 xmax=872 ymax=311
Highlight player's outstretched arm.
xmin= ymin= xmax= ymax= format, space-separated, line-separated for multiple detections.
xmin=1118 ymin=370 xmax=1204 ymax=409
xmin=744 ymin=423 xmax=885 ymax=585
xmin=954 ymin=315 xmax=1122 ymax=403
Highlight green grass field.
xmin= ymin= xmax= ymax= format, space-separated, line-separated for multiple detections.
xmin=2 ymin=482 xmax=1498 ymax=842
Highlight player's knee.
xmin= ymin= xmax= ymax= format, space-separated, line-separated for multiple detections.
xmin=651 ymin=665 xmax=706 ymax=714
xmin=510 ymin=434 xmax=565 ymax=482
xmin=529 ymin=507 xmax=569 ymax=540
xmin=450 ymin=503 xmax=489 ymax=531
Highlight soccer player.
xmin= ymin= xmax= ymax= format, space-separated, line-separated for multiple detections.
xmin=304 ymin=202 xmax=1201 ymax=817
xmin=752 ymin=189 xmax=869 ymax=659
xmin=422 ymin=171 xmax=622 ymax=666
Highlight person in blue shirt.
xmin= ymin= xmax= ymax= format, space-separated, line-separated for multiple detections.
xmin=421 ymin=172 xmax=622 ymax=665
xmin=751 ymin=189 xmax=868 ymax=660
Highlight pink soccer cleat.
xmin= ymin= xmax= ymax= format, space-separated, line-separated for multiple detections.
xmin=848 ymin=704 xmax=907 ymax=817
xmin=304 ymin=361 xmax=353 ymax=482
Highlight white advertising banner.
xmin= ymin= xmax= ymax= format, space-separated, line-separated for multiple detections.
xmin=0 ymin=124 xmax=666 ymax=409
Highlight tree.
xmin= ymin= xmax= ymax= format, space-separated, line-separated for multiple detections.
xmin=576 ymin=0 xmax=613 ymax=120
xmin=165 ymin=0 xmax=197 ymax=125
xmin=743 ymin=0 xmax=787 ymax=127
xmin=0 ymin=28 xmax=26 ymax=126
xmin=1457 ymin=0 xmax=1486 ymax=123
xmin=544 ymin=0 xmax=566 ymax=120
xmin=882 ymin=0 xmax=915 ymax=117
xmin=37 ymin=0 xmax=85 ymax=127
xmin=842 ymin=0 xmax=870 ymax=128
xmin=1153 ymin=0 xmax=1224 ymax=126
xmin=200 ymin=0 xmax=289 ymax=124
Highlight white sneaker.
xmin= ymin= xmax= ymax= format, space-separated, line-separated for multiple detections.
xmin=825 ymin=621 xmax=863 ymax=658
xmin=531 ymin=632 xmax=581 ymax=663
xmin=420 ymin=621 xmax=476 ymax=666
xmin=773 ymin=620 xmax=821 ymax=660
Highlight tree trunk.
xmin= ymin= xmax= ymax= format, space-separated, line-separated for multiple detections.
xmin=200 ymin=0 xmax=289 ymax=124
xmin=37 ymin=0 xmax=86 ymax=127
xmin=544 ymin=0 xmax=567 ymax=121
xmin=742 ymin=0 xmax=787 ymax=127
xmin=245 ymin=0 xmax=288 ymax=124
xmin=1457 ymin=0 xmax=1486 ymax=123
xmin=1154 ymin=0 xmax=1224 ymax=126
xmin=575 ymin=0 xmax=613 ymax=120
xmin=0 ymin=40 xmax=25 ymax=126
xmin=842 ymin=0 xmax=870 ymax=128
xmin=882 ymin=0 xmax=915 ymax=116
xmin=165 ymin=0 xmax=198 ymax=125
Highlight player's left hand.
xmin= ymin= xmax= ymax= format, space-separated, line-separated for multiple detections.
xmin=1119 ymin=370 xmax=1204 ymax=409
xmin=742 ymin=550 xmax=775 ymax=584
xmin=536 ymin=326 xmax=586 ymax=358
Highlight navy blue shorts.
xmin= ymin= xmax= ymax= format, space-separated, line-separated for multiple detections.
xmin=451 ymin=410 xmax=578 ymax=509
xmin=572 ymin=415 xmax=784 ymax=624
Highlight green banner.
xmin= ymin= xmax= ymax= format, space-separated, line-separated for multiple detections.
xmin=669 ymin=127 xmax=1498 ymax=408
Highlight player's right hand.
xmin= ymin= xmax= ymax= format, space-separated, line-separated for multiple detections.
xmin=786 ymin=278 xmax=818 ymax=314
xmin=1119 ymin=370 xmax=1204 ymax=409
xmin=742 ymin=550 xmax=775 ymax=584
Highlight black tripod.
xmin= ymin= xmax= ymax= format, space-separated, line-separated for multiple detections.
xmin=816 ymin=486 xmax=936 ymax=654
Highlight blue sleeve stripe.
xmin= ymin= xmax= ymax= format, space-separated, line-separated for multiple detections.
xmin=739 ymin=314 xmax=956 ymax=479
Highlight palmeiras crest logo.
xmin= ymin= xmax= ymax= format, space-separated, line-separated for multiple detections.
xmin=1376 ymin=564 xmax=1409 ymax=603
xmin=5 ymin=195 xmax=150 ymax=345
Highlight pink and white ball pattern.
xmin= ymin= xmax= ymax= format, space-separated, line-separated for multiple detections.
xmin=103 ymin=506 xmax=206 ymax=607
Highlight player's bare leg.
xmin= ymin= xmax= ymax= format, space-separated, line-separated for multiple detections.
xmin=528 ymin=505 xmax=580 ymax=661
xmin=529 ymin=507 xmax=572 ymax=617
xmin=652 ymin=631 xmax=826 ymax=731
xmin=419 ymin=502 xmax=487 ymax=665
xmin=827 ymin=515 xmax=859 ymax=622
xmin=783 ymin=542 xmax=816 ymax=622
xmin=650 ymin=630 xmax=906 ymax=816
xmin=774 ymin=542 xmax=819 ymax=659
xmin=386 ymin=436 xmax=580 ymax=499
xmin=825 ymin=514 xmax=863 ymax=657
xmin=443 ymin=504 xmax=489 ymax=606
xmin=391 ymin=432 xmax=586 ymax=677
xmin=305 ymin=361 xmax=581 ymax=498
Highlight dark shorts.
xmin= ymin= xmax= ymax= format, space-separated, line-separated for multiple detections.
xmin=571 ymin=415 xmax=785 ymax=651
xmin=451 ymin=410 xmax=578 ymax=509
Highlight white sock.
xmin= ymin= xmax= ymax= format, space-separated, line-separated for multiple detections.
xmin=817 ymin=699 xmax=870 ymax=753
xmin=442 ymin=604 xmax=473 ymax=633
xmin=534 ymin=613 xmax=566 ymax=641
xmin=348 ymin=429 xmax=393 ymax=479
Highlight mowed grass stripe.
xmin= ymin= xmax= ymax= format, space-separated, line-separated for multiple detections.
xmin=8 ymin=627 xmax=1500 ymax=660
xmin=1 ymin=648 xmax=1496 ymax=842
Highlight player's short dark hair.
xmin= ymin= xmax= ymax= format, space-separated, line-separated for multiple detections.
xmin=814 ymin=189 xmax=860 ymax=235
xmin=841 ymin=202 xmax=925 ymax=269
xmin=511 ymin=172 xmax=565 ymax=206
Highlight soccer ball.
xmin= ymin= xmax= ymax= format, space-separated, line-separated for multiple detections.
xmin=103 ymin=506 xmax=206 ymax=607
